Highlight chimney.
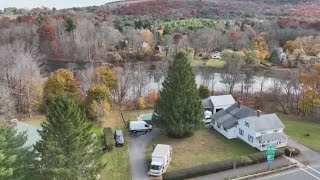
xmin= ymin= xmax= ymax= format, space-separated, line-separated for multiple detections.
xmin=238 ymin=101 xmax=242 ymax=108
xmin=257 ymin=110 xmax=262 ymax=117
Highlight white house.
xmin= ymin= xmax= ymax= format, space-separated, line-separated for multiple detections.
xmin=202 ymin=95 xmax=235 ymax=113
xmin=211 ymin=51 xmax=221 ymax=59
xmin=210 ymin=102 xmax=288 ymax=151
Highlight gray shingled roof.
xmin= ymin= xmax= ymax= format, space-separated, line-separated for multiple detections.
xmin=257 ymin=133 xmax=288 ymax=143
xmin=202 ymin=98 xmax=213 ymax=109
xmin=211 ymin=103 xmax=257 ymax=129
xmin=239 ymin=113 xmax=285 ymax=132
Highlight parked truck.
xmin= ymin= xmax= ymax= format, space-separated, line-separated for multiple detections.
xmin=148 ymin=144 xmax=172 ymax=177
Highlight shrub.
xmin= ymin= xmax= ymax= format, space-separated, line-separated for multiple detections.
xmin=163 ymin=158 xmax=246 ymax=180
xmin=136 ymin=96 xmax=146 ymax=109
xmin=103 ymin=127 xmax=114 ymax=152
xmin=163 ymin=150 xmax=285 ymax=180
xmin=284 ymin=147 xmax=301 ymax=157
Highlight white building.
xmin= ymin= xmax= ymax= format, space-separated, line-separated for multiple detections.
xmin=210 ymin=102 xmax=288 ymax=151
xmin=211 ymin=51 xmax=221 ymax=59
xmin=202 ymin=95 xmax=235 ymax=113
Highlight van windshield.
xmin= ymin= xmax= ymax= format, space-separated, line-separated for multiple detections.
xmin=150 ymin=165 xmax=161 ymax=170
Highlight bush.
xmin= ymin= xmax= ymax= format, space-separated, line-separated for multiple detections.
xmin=247 ymin=150 xmax=284 ymax=164
xmin=103 ymin=127 xmax=114 ymax=152
xmin=284 ymin=147 xmax=301 ymax=157
xmin=163 ymin=158 xmax=246 ymax=180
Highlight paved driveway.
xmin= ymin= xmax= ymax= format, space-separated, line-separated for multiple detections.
xmin=129 ymin=128 xmax=160 ymax=180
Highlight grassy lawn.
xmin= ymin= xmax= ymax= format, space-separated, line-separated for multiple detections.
xmin=146 ymin=130 xmax=257 ymax=171
xmin=122 ymin=109 xmax=154 ymax=121
xmin=24 ymin=115 xmax=45 ymax=127
xmin=100 ymin=125 xmax=129 ymax=180
xmin=191 ymin=56 xmax=226 ymax=68
xmin=280 ymin=114 xmax=320 ymax=153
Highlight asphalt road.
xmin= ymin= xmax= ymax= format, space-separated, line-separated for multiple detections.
xmin=256 ymin=164 xmax=320 ymax=180
xmin=129 ymin=128 xmax=160 ymax=180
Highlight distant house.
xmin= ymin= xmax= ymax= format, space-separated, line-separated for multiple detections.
xmin=202 ymin=95 xmax=235 ymax=113
xmin=211 ymin=51 xmax=221 ymax=59
xmin=210 ymin=102 xmax=288 ymax=151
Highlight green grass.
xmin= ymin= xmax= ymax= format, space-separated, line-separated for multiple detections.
xmin=280 ymin=115 xmax=320 ymax=153
xmin=191 ymin=56 xmax=226 ymax=68
xmin=146 ymin=130 xmax=257 ymax=171
xmin=24 ymin=116 xmax=45 ymax=127
xmin=122 ymin=109 xmax=154 ymax=121
xmin=100 ymin=125 xmax=129 ymax=180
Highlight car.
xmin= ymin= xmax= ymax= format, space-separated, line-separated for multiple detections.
xmin=114 ymin=129 xmax=124 ymax=147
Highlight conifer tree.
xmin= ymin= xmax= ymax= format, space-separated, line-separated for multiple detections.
xmin=153 ymin=52 xmax=203 ymax=137
xmin=34 ymin=94 xmax=104 ymax=179
xmin=0 ymin=126 xmax=35 ymax=179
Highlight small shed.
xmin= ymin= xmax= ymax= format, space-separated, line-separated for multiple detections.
xmin=211 ymin=51 xmax=221 ymax=59
xmin=202 ymin=95 xmax=235 ymax=113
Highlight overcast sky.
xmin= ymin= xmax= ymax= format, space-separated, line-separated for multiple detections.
xmin=0 ymin=0 xmax=117 ymax=10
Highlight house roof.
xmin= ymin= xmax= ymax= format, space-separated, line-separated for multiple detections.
xmin=209 ymin=95 xmax=235 ymax=107
xmin=211 ymin=103 xmax=257 ymax=129
xmin=239 ymin=114 xmax=285 ymax=132
xmin=202 ymin=98 xmax=213 ymax=108
xmin=257 ymin=133 xmax=288 ymax=143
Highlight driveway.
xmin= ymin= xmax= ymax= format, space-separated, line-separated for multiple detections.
xmin=129 ymin=128 xmax=161 ymax=180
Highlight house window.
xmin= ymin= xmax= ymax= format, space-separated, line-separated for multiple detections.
xmin=239 ymin=128 xmax=244 ymax=136
xmin=248 ymin=135 xmax=253 ymax=143
xmin=245 ymin=122 xmax=250 ymax=128
xmin=274 ymin=129 xmax=278 ymax=133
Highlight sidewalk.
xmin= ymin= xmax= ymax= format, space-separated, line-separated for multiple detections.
xmin=188 ymin=157 xmax=290 ymax=180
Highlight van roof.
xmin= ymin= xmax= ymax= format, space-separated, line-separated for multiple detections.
xmin=115 ymin=129 xmax=123 ymax=135
xmin=130 ymin=121 xmax=147 ymax=124
xmin=152 ymin=144 xmax=171 ymax=157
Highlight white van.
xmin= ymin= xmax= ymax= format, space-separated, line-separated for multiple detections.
xmin=129 ymin=121 xmax=152 ymax=133
xmin=148 ymin=144 xmax=172 ymax=177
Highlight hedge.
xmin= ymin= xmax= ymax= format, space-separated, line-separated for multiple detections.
xmin=163 ymin=150 xmax=287 ymax=180
xmin=103 ymin=127 xmax=114 ymax=152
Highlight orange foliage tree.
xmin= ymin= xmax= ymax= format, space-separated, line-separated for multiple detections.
xmin=147 ymin=89 xmax=158 ymax=105
xmin=92 ymin=66 xmax=117 ymax=92
xmin=299 ymin=64 xmax=320 ymax=116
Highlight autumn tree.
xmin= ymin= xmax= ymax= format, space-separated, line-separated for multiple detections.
xmin=153 ymin=52 xmax=203 ymax=137
xmin=299 ymin=64 xmax=320 ymax=116
xmin=147 ymin=89 xmax=158 ymax=105
xmin=44 ymin=69 xmax=80 ymax=102
xmin=36 ymin=23 xmax=57 ymax=56
xmin=283 ymin=40 xmax=297 ymax=53
xmin=92 ymin=66 xmax=117 ymax=92
xmin=85 ymin=84 xmax=111 ymax=121
xmin=140 ymin=29 xmax=153 ymax=44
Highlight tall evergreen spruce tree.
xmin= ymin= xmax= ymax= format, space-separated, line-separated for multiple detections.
xmin=34 ymin=94 xmax=105 ymax=179
xmin=0 ymin=126 xmax=36 ymax=180
xmin=153 ymin=52 xmax=203 ymax=137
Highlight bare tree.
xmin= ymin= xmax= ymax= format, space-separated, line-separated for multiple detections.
xmin=220 ymin=56 xmax=243 ymax=94
xmin=0 ymin=83 xmax=15 ymax=115
xmin=114 ymin=65 xmax=132 ymax=110
xmin=130 ymin=63 xmax=150 ymax=99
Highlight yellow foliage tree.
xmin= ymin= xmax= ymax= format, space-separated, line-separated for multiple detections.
xmin=92 ymin=66 xmax=117 ymax=91
xmin=44 ymin=69 xmax=80 ymax=101
xmin=283 ymin=40 xmax=298 ymax=53
xmin=299 ymin=64 xmax=320 ymax=115
xmin=251 ymin=35 xmax=269 ymax=60
xmin=85 ymin=84 xmax=111 ymax=121
xmin=136 ymin=96 xmax=146 ymax=110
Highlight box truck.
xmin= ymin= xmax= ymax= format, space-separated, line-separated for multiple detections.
xmin=129 ymin=121 xmax=152 ymax=133
xmin=148 ymin=144 xmax=172 ymax=177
